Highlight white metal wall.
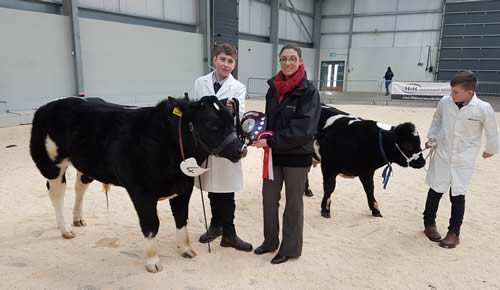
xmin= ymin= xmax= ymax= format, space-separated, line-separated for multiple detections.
xmin=0 ymin=8 xmax=74 ymax=111
xmin=80 ymin=17 xmax=204 ymax=104
xmin=239 ymin=0 xmax=271 ymax=36
xmin=0 ymin=6 xmax=204 ymax=112
xmin=238 ymin=40 xmax=273 ymax=87
xmin=239 ymin=0 xmax=314 ymax=44
xmin=320 ymin=0 xmax=443 ymax=82
xmin=45 ymin=0 xmax=198 ymax=24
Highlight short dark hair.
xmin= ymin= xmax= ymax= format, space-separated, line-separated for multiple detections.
xmin=450 ymin=71 xmax=478 ymax=91
xmin=279 ymin=44 xmax=302 ymax=58
xmin=213 ymin=43 xmax=238 ymax=59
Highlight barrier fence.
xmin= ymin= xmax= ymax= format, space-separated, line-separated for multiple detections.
xmin=247 ymin=77 xmax=500 ymax=111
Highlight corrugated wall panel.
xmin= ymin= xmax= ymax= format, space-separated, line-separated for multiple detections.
xmin=443 ymin=23 xmax=500 ymax=35
xmin=438 ymin=0 xmax=500 ymax=96
xmin=440 ymin=47 xmax=500 ymax=58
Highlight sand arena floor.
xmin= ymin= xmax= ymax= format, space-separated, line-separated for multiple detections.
xmin=1 ymin=99 xmax=499 ymax=289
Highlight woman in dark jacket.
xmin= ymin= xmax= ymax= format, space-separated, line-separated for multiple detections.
xmin=252 ymin=44 xmax=321 ymax=264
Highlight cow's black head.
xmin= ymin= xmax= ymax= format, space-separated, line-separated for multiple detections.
xmin=393 ymin=122 xmax=426 ymax=168
xmin=172 ymin=96 xmax=244 ymax=163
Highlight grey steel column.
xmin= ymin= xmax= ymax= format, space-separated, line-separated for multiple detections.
xmin=313 ymin=0 xmax=322 ymax=81
xmin=344 ymin=0 xmax=355 ymax=91
xmin=271 ymin=0 xmax=280 ymax=74
xmin=63 ymin=0 xmax=84 ymax=96
xmin=435 ymin=0 xmax=446 ymax=81
xmin=198 ymin=0 xmax=212 ymax=74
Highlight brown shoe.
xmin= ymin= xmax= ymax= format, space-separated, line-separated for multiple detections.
xmin=439 ymin=231 xmax=460 ymax=249
xmin=424 ymin=224 xmax=442 ymax=242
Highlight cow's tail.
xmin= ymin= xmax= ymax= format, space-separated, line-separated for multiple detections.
xmin=30 ymin=107 xmax=61 ymax=180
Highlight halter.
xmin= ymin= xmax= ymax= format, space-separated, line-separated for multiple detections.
xmin=394 ymin=143 xmax=425 ymax=167
xmin=379 ymin=129 xmax=427 ymax=189
xmin=177 ymin=115 xmax=238 ymax=159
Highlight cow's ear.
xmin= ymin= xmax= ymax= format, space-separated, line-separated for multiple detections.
xmin=168 ymin=96 xmax=178 ymax=106
xmin=168 ymin=96 xmax=192 ymax=116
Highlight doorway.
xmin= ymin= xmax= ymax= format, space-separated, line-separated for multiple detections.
xmin=320 ymin=61 xmax=345 ymax=91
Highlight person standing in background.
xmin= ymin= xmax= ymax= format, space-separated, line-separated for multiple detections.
xmin=383 ymin=67 xmax=394 ymax=96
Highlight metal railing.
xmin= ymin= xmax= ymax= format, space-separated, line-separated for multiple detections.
xmin=247 ymin=77 xmax=500 ymax=111
xmin=247 ymin=78 xmax=384 ymax=97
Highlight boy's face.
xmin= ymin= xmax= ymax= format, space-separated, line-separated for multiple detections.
xmin=213 ymin=53 xmax=236 ymax=80
xmin=451 ymin=85 xmax=474 ymax=103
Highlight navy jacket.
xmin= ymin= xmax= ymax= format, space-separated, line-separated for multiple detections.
xmin=264 ymin=73 xmax=321 ymax=167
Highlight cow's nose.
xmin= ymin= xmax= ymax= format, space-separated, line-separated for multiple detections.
xmin=410 ymin=156 xmax=426 ymax=168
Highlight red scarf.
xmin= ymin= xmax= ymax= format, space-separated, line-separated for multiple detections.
xmin=273 ymin=64 xmax=305 ymax=103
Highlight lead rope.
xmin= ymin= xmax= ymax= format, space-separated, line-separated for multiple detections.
xmin=177 ymin=114 xmax=211 ymax=253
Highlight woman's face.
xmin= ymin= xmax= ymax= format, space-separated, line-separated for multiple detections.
xmin=279 ymin=49 xmax=303 ymax=78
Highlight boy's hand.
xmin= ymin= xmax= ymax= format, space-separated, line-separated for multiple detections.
xmin=425 ymin=139 xmax=436 ymax=149
xmin=482 ymin=151 xmax=494 ymax=159
xmin=225 ymin=99 xmax=235 ymax=114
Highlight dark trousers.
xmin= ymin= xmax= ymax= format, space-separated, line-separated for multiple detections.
xmin=261 ymin=166 xmax=309 ymax=257
xmin=208 ymin=192 xmax=236 ymax=236
xmin=385 ymin=80 xmax=392 ymax=94
xmin=423 ymin=187 xmax=465 ymax=234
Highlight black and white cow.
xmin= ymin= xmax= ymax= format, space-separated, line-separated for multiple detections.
xmin=309 ymin=105 xmax=426 ymax=218
xmin=29 ymin=96 xmax=243 ymax=272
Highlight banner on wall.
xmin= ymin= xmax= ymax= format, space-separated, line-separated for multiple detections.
xmin=391 ymin=81 xmax=451 ymax=101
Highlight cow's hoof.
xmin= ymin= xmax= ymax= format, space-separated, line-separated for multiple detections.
xmin=60 ymin=225 xmax=75 ymax=239
xmin=305 ymin=190 xmax=314 ymax=197
xmin=73 ymin=219 xmax=87 ymax=227
xmin=62 ymin=230 xmax=75 ymax=239
xmin=181 ymin=249 xmax=197 ymax=259
xmin=321 ymin=211 xmax=331 ymax=218
xmin=145 ymin=262 xmax=163 ymax=273
xmin=372 ymin=211 xmax=383 ymax=217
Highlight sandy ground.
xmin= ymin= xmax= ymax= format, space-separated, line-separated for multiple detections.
xmin=1 ymin=99 xmax=500 ymax=289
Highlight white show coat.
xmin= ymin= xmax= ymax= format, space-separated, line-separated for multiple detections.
xmin=426 ymin=94 xmax=499 ymax=196
xmin=191 ymin=71 xmax=246 ymax=192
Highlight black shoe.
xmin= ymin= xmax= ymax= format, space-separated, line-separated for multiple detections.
xmin=198 ymin=225 xmax=223 ymax=243
xmin=254 ymin=245 xmax=274 ymax=255
xmin=271 ymin=254 xmax=289 ymax=264
xmin=220 ymin=234 xmax=253 ymax=252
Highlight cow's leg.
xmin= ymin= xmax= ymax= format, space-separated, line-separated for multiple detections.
xmin=359 ymin=171 xmax=382 ymax=217
xmin=73 ymin=172 xmax=93 ymax=227
xmin=47 ymin=163 xmax=74 ymax=238
xmin=169 ymin=191 xmax=196 ymax=259
xmin=321 ymin=174 xmax=336 ymax=218
xmin=129 ymin=193 xmax=162 ymax=273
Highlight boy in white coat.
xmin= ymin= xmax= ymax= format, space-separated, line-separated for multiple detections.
xmin=423 ymin=71 xmax=499 ymax=248
xmin=190 ymin=43 xmax=252 ymax=252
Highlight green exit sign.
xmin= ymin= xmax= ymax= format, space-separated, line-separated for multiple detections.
xmin=330 ymin=52 xmax=336 ymax=57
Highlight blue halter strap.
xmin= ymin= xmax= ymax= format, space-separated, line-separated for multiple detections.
xmin=378 ymin=129 xmax=393 ymax=190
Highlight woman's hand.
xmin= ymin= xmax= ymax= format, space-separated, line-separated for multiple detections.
xmin=252 ymin=139 xmax=268 ymax=148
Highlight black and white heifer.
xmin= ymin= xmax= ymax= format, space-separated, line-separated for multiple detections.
xmin=30 ymin=96 xmax=243 ymax=272
xmin=311 ymin=105 xmax=426 ymax=218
